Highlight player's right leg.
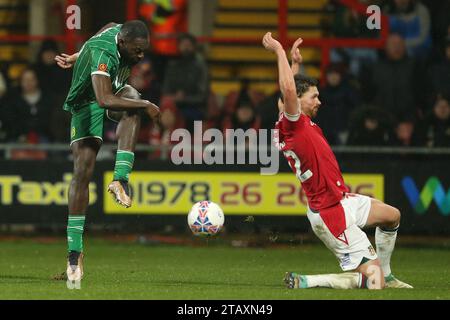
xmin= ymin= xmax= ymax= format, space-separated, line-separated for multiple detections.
xmin=285 ymin=201 xmax=381 ymax=289
xmin=105 ymin=85 xmax=142 ymax=208
xmin=365 ymin=198 xmax=413 ymax=288
xmin=66 ymin=138 xmax=101 ymax=288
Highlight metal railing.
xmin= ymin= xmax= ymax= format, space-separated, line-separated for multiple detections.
xmin=0 ymin=143 xmax=449 ymax=161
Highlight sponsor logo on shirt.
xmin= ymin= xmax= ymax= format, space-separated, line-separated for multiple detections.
xmin=98 ymin=63 xmax=108 ymax=72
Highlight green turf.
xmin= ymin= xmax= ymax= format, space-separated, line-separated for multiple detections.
xmin=0 ymin=239 xmax=449 ymax=299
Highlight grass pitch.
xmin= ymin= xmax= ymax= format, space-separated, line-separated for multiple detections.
xmin=0 ymin=238 xmax=449 ymax=300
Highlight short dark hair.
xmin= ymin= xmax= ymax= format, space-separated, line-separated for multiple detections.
xmin=280 ymin=74 xmax=319 ymax=102
xmin=120 ymin=20 xmax=149 ymax=41
xmin=294 ymin=74 xmax=319 ymax=97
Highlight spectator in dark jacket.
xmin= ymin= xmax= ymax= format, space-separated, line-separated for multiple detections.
xmin=347 ymin=106 xmax=394 ymax=146
xmin=383 ymin=0 xmax=432 ymax=59
xmin=416 ymin=94 xmax=450 ymax=147
xmin=33 ymin=40 xmax=71 ymax=103
xmin=315 ymin=63 xmax=361 ymax=145
xmin=392 ymin=117 xmax=419 ymax=146
xmin=427 ymin=36 xmax=450 ymax=101
xmin=162 ymin=33 xmax=209 ymax=133
xmin=361 ymin=34 xmax=422 ymax=122
xmin=2 ymin=68 xmax=53 ymax=143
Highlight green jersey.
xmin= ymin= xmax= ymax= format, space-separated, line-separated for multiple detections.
xmin=63 ymin=24 xmax=131 ymax=112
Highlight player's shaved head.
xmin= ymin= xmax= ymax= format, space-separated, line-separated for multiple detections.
xmin=119 ymin=20 xmax=149 ymax=41
xmin=118 ymin=20 xmax=149 ymax=66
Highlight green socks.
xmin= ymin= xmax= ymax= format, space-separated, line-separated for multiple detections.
xmin=113 ymin=150 xmax=135 ymax=182
xmin=67 ymin=215 xmax=86 ymax=252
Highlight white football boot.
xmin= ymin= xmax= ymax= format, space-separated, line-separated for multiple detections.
xmin=385 ymin=274 xmax=413 ymax=288
xmin=66 ymin=252 xmax=84 ymax=289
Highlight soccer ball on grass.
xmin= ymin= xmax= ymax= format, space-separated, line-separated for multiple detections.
xmin=187 ymin=201 xmax=224 ymax=237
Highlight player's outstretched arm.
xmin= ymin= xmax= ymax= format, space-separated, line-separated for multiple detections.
xmin=262 ymin=32 xmax=299 ymax=117
xmin=55 ymin=22 xmax=119 ymax=69
xmin=290 ymin=37 xmax=303 ymax=76
xmin=92 ymin=74 xmax=160 ymax=122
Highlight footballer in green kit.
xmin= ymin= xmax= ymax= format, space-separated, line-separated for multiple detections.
xmin=54 ymin=20 xmax=160 ymax=286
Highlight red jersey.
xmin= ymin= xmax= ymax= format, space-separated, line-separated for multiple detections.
xmin=274 ymin=112 xmax=349 ymax=210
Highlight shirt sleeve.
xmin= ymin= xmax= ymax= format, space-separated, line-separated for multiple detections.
xmin=283 ymin=111 xmax=301 ymax=122
xmin=90 ymin=48 xmax=114 ymax=77
xmin=281 ymin=112 xmax=302 ymax=133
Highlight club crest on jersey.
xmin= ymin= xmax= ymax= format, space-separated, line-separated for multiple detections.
xmin=337 ymin=231 xmax=349 ymax=245
xmin=98 ymin=63 xmax=108 ymax=72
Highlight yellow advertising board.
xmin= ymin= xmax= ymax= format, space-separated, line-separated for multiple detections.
xmin=104 ymin=172 xmax=384 ymax=215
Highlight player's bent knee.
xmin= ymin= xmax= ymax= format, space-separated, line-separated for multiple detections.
xmin=388 ymin=206 xmax=401 ymax=226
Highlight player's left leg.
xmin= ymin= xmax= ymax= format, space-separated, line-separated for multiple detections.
xmin=285 ymin=203 xmax=381 ymax=290
xmin=364 ymin=198 xmax=413 ymax=288
xmin=284 ymin=271 xmax=374 ymax=289
xmin=106 ymin=85 xmax=142 ymax=208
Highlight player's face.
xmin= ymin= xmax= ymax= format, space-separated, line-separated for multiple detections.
xmin=120 ymin=37 xmax=149 ymax=65
xmin=300 ymin=86 xmax=321 ymax=118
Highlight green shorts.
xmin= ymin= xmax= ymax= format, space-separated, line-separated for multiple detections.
xmin=70 ymin=102 xmax=109 ymax=145
xmin=69 ymin=86 xmax=133 ymax=145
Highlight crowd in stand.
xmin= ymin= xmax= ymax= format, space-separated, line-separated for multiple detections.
xmin=0 ymin=0 xmax=449 ymax=156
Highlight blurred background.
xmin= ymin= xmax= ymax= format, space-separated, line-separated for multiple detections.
xmin=0 ymin=0 xmax=449 ymax=241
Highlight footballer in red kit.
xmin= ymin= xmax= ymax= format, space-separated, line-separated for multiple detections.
xmin=275 ymin=111 xmax=348 ymax=211
xmin=263 ymin=32 xmax=413 ymax=290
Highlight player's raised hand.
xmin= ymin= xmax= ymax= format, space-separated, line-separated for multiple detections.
xmin=55 ymin=53 xmax=78 ymax=69
xmin=290 ymin=37 xmax=303 ymax=64
xmin=262 ymin=32 xmax=283 ymax=53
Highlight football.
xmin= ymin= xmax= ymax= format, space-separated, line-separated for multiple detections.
xmin=187 ymin=201 xmax=225 ymax=237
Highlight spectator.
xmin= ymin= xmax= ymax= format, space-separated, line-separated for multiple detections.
xmin=315 ymin=64 xmax=361 ymax=145
xmin=427 ymin=36 xmax=450 ymax=101
xmin=347 ymin=106 xmax=394 ymax=146
xmin=222 ymin=101 xmax=261 ymax=151
xmin=428 ymin=1 xmax=450 ymax=58
xmin=416 ymin=94 xmax=450 ymax=147
xmin=222 ymin=101 xmax=260 ymax=132
xmin=361 ymin=33 xmax=422 ymax=122
xmin=329 ymin=0 xmax=379 ymax=76
xmin=392 ymin=117 xmax=419 ymax=146
xmin=222 ymin=78 xmax=265 ymax=116
xmin=256 ymin=89 xmax=281 ymax=129
xmin=33 ymin=40 xmax=71 ymax=102
xmin=383 ymin=0 xmax=432 ymax=59
xmin=139 ymin=0 xmax=188 ymax=81
xmin=32 ymin=40 xmax=72 ymax=142
xmin=162 ymin=33 xmax=209 ymax=133
xmin=2 ymin=68 xmax=53 ymax=143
